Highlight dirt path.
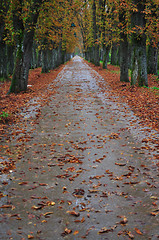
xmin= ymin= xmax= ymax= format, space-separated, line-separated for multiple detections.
xmin=0 ymin=56 xmax=158 ymax=239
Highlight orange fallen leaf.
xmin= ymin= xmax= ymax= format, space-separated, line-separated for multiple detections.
xmin=115 ymin=162 xmax=126 ymax=166
xmin=88 ymin=189 xmax=99 ymax=193
xmin=134 ymin=228 xmax=143 ymax=235
xmin=39 ymin=183 xmax=48 ymax=186
xmin=28 ymin=235 xmax=34 ymax=239
xmin=127 ymin=231 xmax=134 ymax=239
xmin=67 ymin=211 xmax=80 ymax=217
xmin=43 ymin=212 xmax=54 ymax=217
xmin=120 ymin=217 xmax=128 ymax=225
xmin=31 ymin=205 xmax=43 ymax=210
xmin=0 ymin=205 xmax=13 ymax=208
xmin=98 ymin=227 xmax=111 ymax=234
xmin=18 ymin=181 xmax=28 ymax=185
xmin=150 ymin=211 xmax=159 ymax=216
xmin=73 ymin=231 xmax=79 ymax=235
xmin=61 ymin=228 xmax=72 ymax=236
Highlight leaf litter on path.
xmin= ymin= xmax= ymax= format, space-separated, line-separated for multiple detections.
xmin=0 ymin=56 xmax=158 ymax=239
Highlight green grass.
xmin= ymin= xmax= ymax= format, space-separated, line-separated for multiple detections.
xmin=144 ymin=86 xmax=159 ymax=90
xmin=0 ymin=77 xmax=5 ymax=82
xmin=0 ymin=111 xmax=9 ymax=122
xmin=151 ymin=86 xmax=159 ymax=91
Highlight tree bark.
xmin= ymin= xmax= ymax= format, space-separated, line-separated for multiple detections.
xmin=147 ymin=41 xmax=158 ymax=75
xmin=131 ymin=0 xmax=148 ymax=87
xmin=42 ymin=48 xmax=49 ymax=73
xmin=0 ymin=43 xmax=8 ymax=80
xmin=31 ymin=42 xmax=38 ymax=69
xmin=119 ymin=4 xmax=129 ymax=82
xmin=103 ymin=45 xmax=110 ymax=69
xmin=92 ymin=0 xmax=100 ymax=66
xmin=7 ymin=45 xmax=15 ymax=76
xmin=120 ymin=35 xmax=129 ymax=82
xmin=111 ymin=44 xmax=119 ymax=65
xmin=8 ymin=0 xmax=43 ymax=93
xmin=0 ymin=0 xmax=9 ymax=80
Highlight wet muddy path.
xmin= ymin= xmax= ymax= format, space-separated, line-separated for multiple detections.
xmin=0 ymin=56 xmax=159 ymax=239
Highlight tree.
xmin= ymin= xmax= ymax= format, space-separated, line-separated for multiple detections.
xmin=146 ymin=2 xmax=159 ymax=75
xmin=131 ymin=0 xmax=148 ymax=87
xmin=0 ymin=0 xmax=10 ymax=80
xmin=92 ymin=0 xmax=100 ymax=66
xmin=35 ymin=0 xmax=77 ymax=73
xmin=8 ymin=0 xmax=43 ymax=93
xmin=119 ymin=0 xmax=129 ymax=82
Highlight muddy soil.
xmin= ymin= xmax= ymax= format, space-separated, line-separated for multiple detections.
xmin=0 ymin=56 xmax=158 ymax=240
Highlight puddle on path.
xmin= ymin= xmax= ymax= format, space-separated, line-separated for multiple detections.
xmin=0 ymin=56 xmax=158 ymax=240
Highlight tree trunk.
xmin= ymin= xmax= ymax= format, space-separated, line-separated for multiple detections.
xmin=7 ymin=45 xmax=15 ymax=76
xmin=131 ymin=0 xmax=148 ymax=87
xmin=8 ymin=0 xmax=43 ymax=93
xmin=21 ymin=30 xmax=35 ymax=90
xmin=31 ymin=42 xmax=38 ymax=69
xmin=119 ymin=5 xmax=129 ymax=82
xmin=103 ymin=45 xmax=110 ymax=69
xmin=9 ymin=28 xmax=36 ymax=93
xmin=0 ymin=42 xmax=8 ymax=80
xmin=111 ymin=44 xmax=119 ymax=65
xmin=92 ymin=0 xmax=100 ymax=66
xmin=120 ymin=35 xmax=129 ymax=82
xmin=147 ymin=41 xmax=158 ymax=75
xmin=37 ymin=50 xmax=42 ymax=67
xmin=42 ymin=49 xmax=49 ymax=73
xmin=8 ymin=30 xmax=24 ymax=93
xmin=0 ymin=0 xmax=9 ymax=80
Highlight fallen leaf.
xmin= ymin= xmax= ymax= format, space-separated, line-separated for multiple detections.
xmin=61 ymin=228 xmax=72 ymax=236
xmin=150 ymin=210 xmax=159 ymax=216
xmin=39 ymin=183 xmax=48 ymax=186
xmin=134 ymin=228 xmax=143 ymax=235
xmin=98 ymin=227 xmax=111 ymax=234
xmin=43 ymin=212 xmax=54 ymax=217
xmin=73 ymin=231 xmax=79 ymax=235
xmin=67 ymin=211 xmax=80 ymax=217
xmin=18 ymin=181 xmax=28 ymax=185
xmin=31 ymin=205 xmax=43 ymax=210
xmin=127 ymin=231 xmax=134 ymax=239
xmin=28 ymin=235 xmax=34 ymax=239
xmin=88 ymin=189 xmax=99 ymax=193
xmin=115 ymin=162 xmax=126 ymax=166
xmin=119 ymin=217 xmax=128 ymax=225
xmin=0 ymin=205 xmax=13 ymax=208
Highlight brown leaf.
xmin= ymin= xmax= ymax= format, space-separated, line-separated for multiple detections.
xmin=88 ymin=189 xmax=99 ymax=193
xmin=0 ymin=205 xmax=13 ymax=208
xmin=120 ymin=217 xmax=128 ymax=225
xmin=127 ymin=231 xmax=134 ymax=239
xmin=28 ymin=235 xmax=34 ymax=239
xmin=150 ymin=210 xmax=159 ymax=216
xmin=73 ymin=231 xmax=79 ymax=235
xmin=39 ymin=183 xmax=48 ymax=186
xmin=67 ymin=211 xmax=80 ymax=217
xmin=61 ymin=228 xmax=72 ymax=236
xmin=18 ymin=181 xmax=28 ymax=185
xmin=134 ymin=228 xmax=143 ymax=235
xmin=98 ymin=227 xmax=111 ymax=234
xmin=115 ymin=162 xmax=126 ymax=166
xmin=31 ymin=205 xmax=43 ymax=210
xmin=43 ymin=212 xmax=54 ymax=217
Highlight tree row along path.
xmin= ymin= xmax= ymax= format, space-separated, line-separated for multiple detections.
xmin=0 ymin=56 xmax=158 ymax=240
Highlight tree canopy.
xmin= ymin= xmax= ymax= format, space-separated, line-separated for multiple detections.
xmin=0 ymin=0 xmax=158 ymax=92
